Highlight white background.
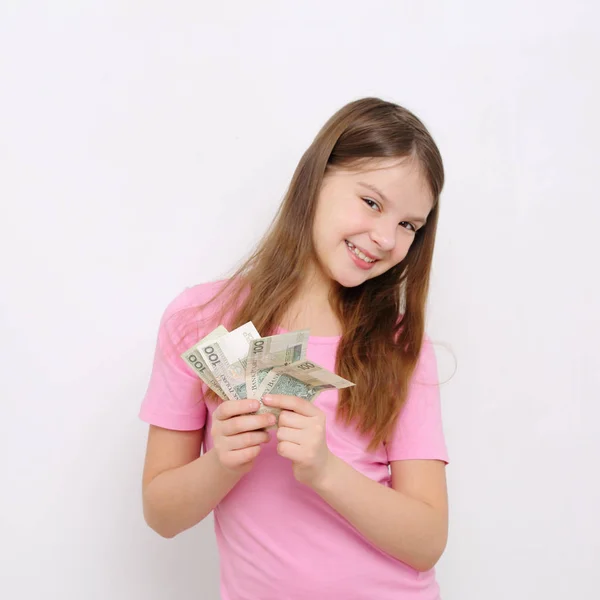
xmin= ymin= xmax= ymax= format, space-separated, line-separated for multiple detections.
xmin=1 ymin=2 xmax=598 ymax=599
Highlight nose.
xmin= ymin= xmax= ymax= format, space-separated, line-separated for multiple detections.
xmin=369 ymin=219 xmax=396 ymax=252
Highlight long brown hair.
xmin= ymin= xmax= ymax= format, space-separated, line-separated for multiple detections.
xmin=178 ymin=97 xmax=444 ymax=453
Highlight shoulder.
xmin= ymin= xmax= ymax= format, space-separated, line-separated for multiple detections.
xmin=393 ymin=316 xmax=438 ymax=380
xmin=414 ymin=334 xmax=438 ymax=380
xmin=157 ymin=279 xmax=232 ymax=354
xmin=385 ymin=331 xmax=449 ymax=463
xmin=165 ymin=279 xmax=230 ymax=314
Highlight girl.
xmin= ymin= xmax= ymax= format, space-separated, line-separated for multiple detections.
xmin=139 ymin=97 xmax=449 ymax=600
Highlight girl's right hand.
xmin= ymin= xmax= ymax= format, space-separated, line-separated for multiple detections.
xmin=211 ymin=399 xmax=276 ymax=475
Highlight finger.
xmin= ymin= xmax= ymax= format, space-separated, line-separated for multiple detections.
xmin=277 ymin=409 xmax=307 ymax=429
xmin=277 ymin=440 xmax=303 ymax=461
xmin=222 ymin=412 xmax=276 ymax=436
xmin=262 ymin=394 xmax=318 ymax=417
xmin=227 ymin=430 xmax=271 ymax=450
xmin=227 ymin=445 xmax=262 ymax=466
xmin=215 ymin=399 xmax=260 ymax=421
xmin=276 ymin=425 xmax=303 ymax=445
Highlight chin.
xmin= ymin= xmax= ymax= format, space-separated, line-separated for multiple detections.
xmin=330 ymin=268 xmax=374 ymax=289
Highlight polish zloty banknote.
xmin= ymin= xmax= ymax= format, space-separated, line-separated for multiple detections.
xmin=181 ymin=325 xmax=229 ymax=400
xmin=245 ymin=329 xmax=310 ymax=401
xmin=257 ymin=359 xmax=355 ymax=421
xmin=198 ymin=322 xmax=260 ymax=401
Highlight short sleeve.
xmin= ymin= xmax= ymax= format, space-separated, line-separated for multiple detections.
xmin=385 ymin=336 xmax=449 ymax=464
xmin=138 ymin=289 xmax=208 ymax=431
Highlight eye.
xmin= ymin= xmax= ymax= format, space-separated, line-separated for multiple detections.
xmin=362 ymin=197 xmax=381 ymax=211
xmin=399 ymin=221 xmax=417 ymax=233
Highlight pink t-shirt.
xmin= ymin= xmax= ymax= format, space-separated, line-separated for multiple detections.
xmin=139 ymin=280 xmax=449 ymax=600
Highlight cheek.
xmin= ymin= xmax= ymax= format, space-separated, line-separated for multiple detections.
xmin=313 ymin=203 xmax=339 ymax=240
xmin=315 ymin=214 xmax=348 ymax=250
xmin=311 ymin=219 xmax=338 ymax=268
xmin=388 ymin=237 xmax=414 ymax=266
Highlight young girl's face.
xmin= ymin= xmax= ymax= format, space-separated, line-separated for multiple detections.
xmin=312 ymin=157 xmax=433 ymax=288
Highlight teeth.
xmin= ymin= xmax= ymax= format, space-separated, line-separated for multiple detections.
xmin=345 ymin=240 xmax=376 ymax=263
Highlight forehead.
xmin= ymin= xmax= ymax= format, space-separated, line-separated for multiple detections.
xmin=327 ymin=157 xmax=433 ymax=209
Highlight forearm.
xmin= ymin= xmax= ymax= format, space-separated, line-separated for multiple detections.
xmin=312 ymin=454 xmax=447 ymax=572
xmin=143 ymin=448 xmax=241 ymax=538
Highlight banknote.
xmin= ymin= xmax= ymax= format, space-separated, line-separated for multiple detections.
xmin=256 ymin=359 xmax=355 ymax=420
xmin=181 ymin=325 xmax=229 ymax=400
xmin=245 ymin=329 xmax=310 ymax=401
xmin=198 ymin=321 xmax=260 ymax=401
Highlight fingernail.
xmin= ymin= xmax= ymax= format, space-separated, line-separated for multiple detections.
xmin=251 ymin=400 xmax=259 ymax=410
xmin=263 ymin=395 xmax=272 ymax=403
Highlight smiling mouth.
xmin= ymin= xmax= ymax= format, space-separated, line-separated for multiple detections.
xmin=345 ymin=240 xmax=379 ymax=263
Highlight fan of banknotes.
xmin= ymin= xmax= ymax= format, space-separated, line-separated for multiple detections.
xmin=180 ymin=322 xmax=355 ymax=423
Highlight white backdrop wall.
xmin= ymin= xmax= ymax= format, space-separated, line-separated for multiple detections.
xmin=1 ymin=2 xmax=598 ymax=599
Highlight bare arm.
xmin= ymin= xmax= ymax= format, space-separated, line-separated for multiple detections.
xmin=312 ymin=457 xmax=448 ymax=572
xmin=261 ymin=393 xmax=448 ymax=571
xmin=141 ymin=398 xmax=276 ymax=538
xmin=142 ymin=426 xmax=241 ymax=538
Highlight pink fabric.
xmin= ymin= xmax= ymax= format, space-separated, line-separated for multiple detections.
xmin=139 ymin=280 xmax=449 ymax=600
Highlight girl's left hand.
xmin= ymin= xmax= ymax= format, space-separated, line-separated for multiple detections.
xmin=262 ymin=394 xmax=333 ymax=489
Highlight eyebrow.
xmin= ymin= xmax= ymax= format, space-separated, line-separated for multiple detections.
xmin=357 ymin=181 xmax=428 ymax=225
